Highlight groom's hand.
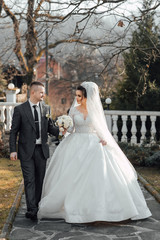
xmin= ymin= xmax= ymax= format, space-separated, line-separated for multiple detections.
xmin=10 ymin=152 xmax=17 ymax=161
xmin=62 ymin=128 xmax=67 ymax=135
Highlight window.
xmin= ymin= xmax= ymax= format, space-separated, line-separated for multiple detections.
xmin=61 ymin=98 xmax=66 ymax=104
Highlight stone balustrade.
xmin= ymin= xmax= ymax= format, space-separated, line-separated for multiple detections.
xmin=0 ymin=103 xmax=20 ymax=131
xmin=105 ymin=110 xmax=160 ymax=145
xmin=0 ymin=103 xmax=160 ymax=145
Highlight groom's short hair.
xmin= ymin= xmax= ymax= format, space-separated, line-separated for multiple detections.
xmin=30 ymin=81 xmax=44 ymax=89
xmin=30 ymin=81 xmax=44 ymax=92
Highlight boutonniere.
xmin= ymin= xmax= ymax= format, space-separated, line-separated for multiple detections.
xmin=45 ymin=113 xmax=51 ymax=119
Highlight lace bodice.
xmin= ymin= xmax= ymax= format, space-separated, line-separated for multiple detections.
xmin=68 ymin=107 xmax=96 ymax=134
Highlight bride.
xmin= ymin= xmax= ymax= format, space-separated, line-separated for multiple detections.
xmin=38 ymin=81 xmax=151 ymax=223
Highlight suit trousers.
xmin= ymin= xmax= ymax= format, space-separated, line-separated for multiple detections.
xmin=20 ymin=145 xmax=47 ymax=213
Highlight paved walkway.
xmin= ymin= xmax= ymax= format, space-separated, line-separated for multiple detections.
xmin=8 ymin=143 xmax=160 ymax=240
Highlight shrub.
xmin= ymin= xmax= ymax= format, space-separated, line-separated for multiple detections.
xmin=0 ymin=141 xmax=10 ymax=158
xmin=145 ymin=151 xmax=160 ymax=167
xmin=118 ymin=142 xmax=159 ymax=166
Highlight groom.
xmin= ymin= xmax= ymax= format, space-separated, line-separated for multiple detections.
xmin=9 ymin=81 xmax=59 ymax=220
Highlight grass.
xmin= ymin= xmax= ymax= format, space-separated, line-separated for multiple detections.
xmin=0 ymin=158 xmax=22 ymax=234
xmin=136 ymin=166 xmax=160 ymax=194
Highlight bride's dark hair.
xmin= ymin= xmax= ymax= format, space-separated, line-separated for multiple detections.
xmin=77 ymin=85 xmax=87 ymax=98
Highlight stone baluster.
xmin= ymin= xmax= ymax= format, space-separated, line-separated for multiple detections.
xmin=131 ymin=115 xmax=137 ymax=144
xmin=0 ymin=106 xmax=6 ymax=129
xmin=150 ymin=116 xmax=156 ymax=144
xmin=121 ymin=115 xmax=128 ymax=142
xmin=140 ymin=115 xmax=146 ymax=144
xmin=112 ymin=115 xmax=118 ymax=141
xmin=6 ymin=106 xmax=13 ymax=131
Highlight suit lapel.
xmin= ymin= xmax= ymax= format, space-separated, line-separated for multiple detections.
xmin=23 ymin=101 xmax=36 ymax=131
xmin=40 ymin=102 xmax=50 ymax=132
xmin=40 ymin=102 xmax=45 ymax=117
xmin=40 ymin=102 xmax=46 ymax=131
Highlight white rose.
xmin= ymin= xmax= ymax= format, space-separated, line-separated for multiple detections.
xmin=68 ymin=118 xmax=73 ymax=126
xmin=58 ymin=119 xmax=63 ymax=126
xmin=55 ymin=115 xmax=73 ymax=129
xmin=64 ymin=122 xmax=69 ymax=128
xmin=70 ymin=121 xmax=73 ymax=127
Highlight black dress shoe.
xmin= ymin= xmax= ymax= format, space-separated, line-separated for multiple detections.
xmin=25 ymin=211 xmax=37 ymax=220
xmin=30 ymin=214 xmax=37 ymax=220
xmin=25 ymin=211 xmax=32 ymax=218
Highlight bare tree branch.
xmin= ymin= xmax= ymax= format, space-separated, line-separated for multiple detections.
xmin=2 ymin=0 xmax=28 ymax=73
xmin=0 ymin=0 xmax=159 ymax=84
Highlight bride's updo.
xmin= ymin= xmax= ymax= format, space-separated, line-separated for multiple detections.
xmin=77 ymin=85 xmax=87 ymax=98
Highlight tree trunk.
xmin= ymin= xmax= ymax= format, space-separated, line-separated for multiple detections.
xmin=25 ymin=0 xmax=37 ymax=85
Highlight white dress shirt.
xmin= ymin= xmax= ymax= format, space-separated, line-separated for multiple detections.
xmin=29 ymin=99 xmax=42 ymax=144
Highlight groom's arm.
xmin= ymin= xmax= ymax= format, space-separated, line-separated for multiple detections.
xmin=46 ymin=106 xmax=59 ymax=137
xmin=9 ymin=107 xmax=21 ymax=159
xmin=48 ymin=119 xmax=59 ymax=137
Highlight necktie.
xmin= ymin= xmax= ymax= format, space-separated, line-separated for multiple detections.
xmin=33 ymin=105 xmax=40 ymax=139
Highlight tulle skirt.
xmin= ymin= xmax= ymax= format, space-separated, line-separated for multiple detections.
xmin=38 ymin=132 xmax=151 ymax=223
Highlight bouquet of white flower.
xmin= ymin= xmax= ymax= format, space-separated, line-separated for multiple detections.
xmin=55 ymin=115 xmax=73 ymax=132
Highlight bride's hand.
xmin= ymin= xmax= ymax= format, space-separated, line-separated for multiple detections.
xmin=100 ymin=140 xmax=107 ymax=146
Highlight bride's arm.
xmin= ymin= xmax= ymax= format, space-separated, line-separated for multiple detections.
xmin=96 ymin=130 xmax=107 ymax=145
xmin=93 ymin=125 xmax=107 ymax=146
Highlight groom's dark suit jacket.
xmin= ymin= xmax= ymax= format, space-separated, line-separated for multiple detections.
xmin=10 ymin=100 xmax=59 ymax=161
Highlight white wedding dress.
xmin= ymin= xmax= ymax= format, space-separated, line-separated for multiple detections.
xmin=38 ymin=107 xmax=151 ymax=223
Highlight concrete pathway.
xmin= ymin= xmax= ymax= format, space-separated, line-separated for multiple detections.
xmin=8 ymin=143 xmax=160 ymax=240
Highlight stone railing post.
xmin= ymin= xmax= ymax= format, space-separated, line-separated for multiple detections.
xmin=112 ymin=115 xmax=118 ymax=141
xmin=121 ymin=115 xmax=128 ymax=142
xmin=6 ymin=106 xmax=13 ymax=131
xmin=140 ymin=115 xmax=147 ymax=144
xmin=0 ymin=103 xmax=20 ymax=132
xmin=150 ymin=116 xmax=156 ymax=144
xmin=131 ymin=115 xmax=137 ymax=144
xmin=0 ymin=106 xmax=6 ymax=130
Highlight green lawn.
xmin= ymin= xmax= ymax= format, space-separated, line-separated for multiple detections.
xmin=136 ymin=166 xmax=160 ymax=194
xmin=0 ymin=158 xmax=22 ymax=234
